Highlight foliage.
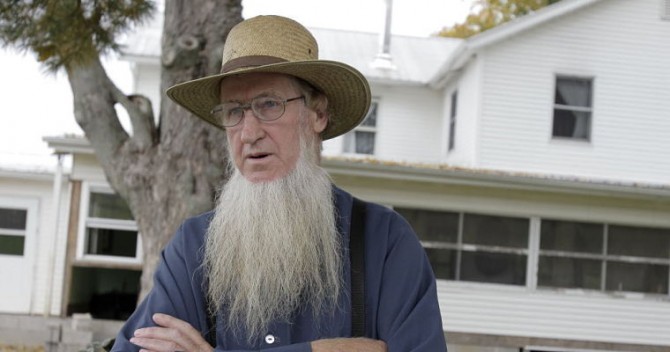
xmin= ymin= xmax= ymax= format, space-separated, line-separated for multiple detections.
xmin=0 ymin=0 xmax=154 ymax=70
xmin=438 ymin=0 xmax=562 ymax=38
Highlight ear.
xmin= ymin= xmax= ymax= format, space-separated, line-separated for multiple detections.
xmin=312 ymin=109 xmax=328 ymax=134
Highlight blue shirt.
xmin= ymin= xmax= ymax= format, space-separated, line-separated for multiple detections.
xmin=112 ymin=186 xmax=446 ymax=351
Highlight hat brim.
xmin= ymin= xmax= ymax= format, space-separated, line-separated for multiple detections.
xmin=166 ymin=60 xmax=371 ymax=140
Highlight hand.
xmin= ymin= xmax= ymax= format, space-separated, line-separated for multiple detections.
xmin=311 ymin=337 xmax=387 ymax=352
xmin=129 ymin=313 xmax=214 ymax=352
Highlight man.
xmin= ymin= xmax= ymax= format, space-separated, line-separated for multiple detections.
xmin=112 ymin=15 xmax=446 ymax=352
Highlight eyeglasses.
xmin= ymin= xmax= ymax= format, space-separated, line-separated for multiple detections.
xmin=210 ymin=95 xmax=305 ymax=127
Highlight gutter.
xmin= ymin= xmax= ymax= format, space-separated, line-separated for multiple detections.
xmin=323 ymin=157 xmax=670 ymax=200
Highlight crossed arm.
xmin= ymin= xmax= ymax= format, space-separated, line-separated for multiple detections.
xmin=113 ymin=208 xmax=445 ymax=352
xmin=129 ymin=313 xmax=387 ymax=352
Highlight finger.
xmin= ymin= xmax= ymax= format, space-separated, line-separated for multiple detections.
xmin=133 ymin=325 xmax=193 ymax=351
xmin=150 ymin=313 xmax=213 ymax=351
xmin=130 ymin=336 xmax=184 ymax=352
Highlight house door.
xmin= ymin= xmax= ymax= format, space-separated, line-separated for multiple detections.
xmin=0 ymin=197 xmax=38 ymax=313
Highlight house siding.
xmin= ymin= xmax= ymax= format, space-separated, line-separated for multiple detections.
xmin=0 ymin=172 xmax=69 ymax=316
xmin=476 ymin=0 xmax=670 ymax=184
xmin=329 ymin=170 xmax=670 ymax=348
xmin=444 ymin=57 xmax=483 ymax=167
xmin=325 ymin=84 xmax=444 ymax=163
xmin=440 ymin=282 xmax=670 ymax=347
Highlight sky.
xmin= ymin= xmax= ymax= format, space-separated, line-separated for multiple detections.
xmin=0 ymin=0 xmax=474 ymax=170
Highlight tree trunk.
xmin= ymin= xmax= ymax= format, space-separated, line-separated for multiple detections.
xmin=66 ymin=0 xmax=242 ymax=301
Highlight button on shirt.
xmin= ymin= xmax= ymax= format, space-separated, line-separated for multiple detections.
xmin=112 ymin=186 xmax=447 ymax=351
xmin=264 ymin=334 xmax=276 ymax=345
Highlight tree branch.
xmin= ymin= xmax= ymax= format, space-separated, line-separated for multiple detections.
xmin=111 ymin=85 xmax=157 ymax=150
xmin=162 ymin=34 xmax=201 ymax=69
xmin=66 ymin=58 xmax=129 ymax=164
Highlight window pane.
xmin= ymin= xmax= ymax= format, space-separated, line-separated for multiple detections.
xmin=425 ymin=248 xmax=456 ymax=280
xmin=606 ymin=261 xmax=668 ymax=294
xmin=460 ymin=252 xmax=526 ymax=285
xmin=462 ymin=213 xmax=529 ymax=248
xmin=0 ymin=208 xmax=27 ymax=230
xmin=608 ymin=225 xmax=670 ymax=259
xmin=361 ymin=102 xmax=377 ymax=127
xmin=540 ymin=219 xmax=603 ymax=254
xmin=395 ymin=208 xmax=459 ymax=243
xmin=86 ymin=228 xmax=138 ymax=257
xmin=342 ymin=132 xmax=355 ymax=153
xmin=89 ymin=193 xmax=134 ymax=220
xmin=354 ymin=131 xmax=375 ymax=154
xmin=538 ymin=256 xmax=601 ymax=290
xmin=552 ymin=109 xmax=590 ymax=139
xmin=0 ymin=234 xmax=24 ymax=256
xmin=555 ymin=77 xmax=592 ymax=107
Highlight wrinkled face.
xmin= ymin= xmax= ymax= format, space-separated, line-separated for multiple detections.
xmin=220 ymin=73 xmax=327 ymax=183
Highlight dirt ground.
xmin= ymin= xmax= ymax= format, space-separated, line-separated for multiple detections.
xmin=0 ymin=345 xmax=44 ymax=352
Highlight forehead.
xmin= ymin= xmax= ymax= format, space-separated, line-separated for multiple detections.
xmin=219 ymin=72 xmax=299 ymax=100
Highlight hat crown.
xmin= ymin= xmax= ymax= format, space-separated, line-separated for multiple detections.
xmin=221 ymin=16 xmax=319 ymax=73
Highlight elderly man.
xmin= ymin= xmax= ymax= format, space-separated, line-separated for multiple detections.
xmin=112 ymin=15 xmax=446 ymax=352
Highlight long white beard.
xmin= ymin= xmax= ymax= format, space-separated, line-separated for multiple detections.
xmin=203 ymin=140 xmax=342 ymax=342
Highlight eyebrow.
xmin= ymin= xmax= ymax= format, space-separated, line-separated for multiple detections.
xmin=220 ymin=91 xmax=282 ymax=104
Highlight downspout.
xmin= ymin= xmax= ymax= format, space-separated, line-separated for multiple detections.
xmin=44 ymin=153 xmax=64 ymax=317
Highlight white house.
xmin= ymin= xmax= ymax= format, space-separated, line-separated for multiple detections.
xmin=3 ymin=0 xmax=669 ymax=351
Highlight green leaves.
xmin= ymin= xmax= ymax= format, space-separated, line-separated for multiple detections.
xmin=0 ymin=0 xmax=155 ymax=71
xmin=437 ymin=0 xmax=562 ymax=38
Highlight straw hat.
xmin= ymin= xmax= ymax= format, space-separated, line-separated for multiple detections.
xmin=166 ymin=15 xmax=371 ymax=140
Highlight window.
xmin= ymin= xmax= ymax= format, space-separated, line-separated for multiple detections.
xmin=538 ymin=219 xmax=670 ymax=295
xmin=78 ymin=185 xmax=141 ymax=263
xmin=662 ymin=0 xmax=670 ymax=20
xmin=552 ymin=76 xmax=593 ymax=140
xmin=343 ymin=100 xmax=378 ymax=155
xmin=396 ymin=208 xmax=529 ymax=286
xmin=0 ymin=208 xmax=28 ymax=256
xmin=448 ymin=90 xmax=458 ymax=151
xmin=395 ymin=206 xmax=670 ymax=296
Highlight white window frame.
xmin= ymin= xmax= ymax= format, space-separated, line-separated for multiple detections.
xmin=394 ymin=205 xmax=670 ymax=298
xmin=536 ymin=219 xmax=670 ymax=296
xmin=551 ymin=75 xmax=594 ymax=141
xmin=76 ymin=182 xmax=142 ymax=265
xmin=0 ymin=196 xmax=38 ymax=258
xmin=343 ymin=99 xmax=379 ymax=155
xmin=397 ymin=207 xmax=532 ymax=287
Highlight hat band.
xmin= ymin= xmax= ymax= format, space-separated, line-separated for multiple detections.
xmin=221 ymin=55 xmax=288 ymax=73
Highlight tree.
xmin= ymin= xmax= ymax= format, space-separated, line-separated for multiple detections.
xmin=0 ymin=0 xmax=243 ymax=301
xmin=438 ymin=0 xmax=562 ymax=38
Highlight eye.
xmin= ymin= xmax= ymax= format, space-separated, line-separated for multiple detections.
xmin=226 ymin=106 xmax=244 ymax=117
xmin=212 ymin=103 xmax=243 ymax=126
xmin=255 ymin=97 xmax=282 ymax=111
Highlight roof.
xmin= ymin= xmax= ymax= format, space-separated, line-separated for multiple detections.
xmin=430 ymin=0 xmax=605 ymax=87
xmin=43 ymin=134 xmax=670 ymax=199
xmin=120 ymin=15 xmax=462 ymax=85
xmin=0 ymin=154 xmax=60 ymax=181
xmin=324 ymin=156 xmax=670 ymax=200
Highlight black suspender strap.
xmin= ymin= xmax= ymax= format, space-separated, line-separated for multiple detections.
xmin=350 ymin=197 xmax=367 ymax=337
xmin=205 ymin=304 xmax=216 ymax=346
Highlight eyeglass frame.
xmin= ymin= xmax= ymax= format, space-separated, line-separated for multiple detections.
xmin=210 ymin=95 xmax=306 ymax=128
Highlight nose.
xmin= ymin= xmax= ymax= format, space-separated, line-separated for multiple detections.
xmin=239 ymin=109 xmax=265 ymax=144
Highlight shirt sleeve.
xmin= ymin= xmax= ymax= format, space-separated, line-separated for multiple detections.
xmin=110 ymin=219 xmax=315 ymax=352
xmin=366 ymin=207 xmax=447 ymax=352
xmin=110 ymin=220 xmax=210 ymax=352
